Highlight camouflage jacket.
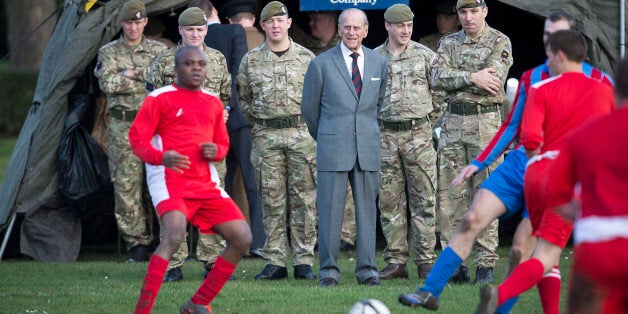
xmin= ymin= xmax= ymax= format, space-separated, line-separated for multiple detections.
xmin=147 ymin=43 xmax=231 ymax=106
xmin=237 ymin=39 xmax=315 ymax=121
xmin=94 ymin=36 xmax=167 ymax=110
xmin=290 ymin=25 xmax=340 ymax=56
xmin=418 ymin=32 xmax=443 ymax=52
xmin=309 ymin=34 xmax=341 ymax=56
xmin=375 ymin=40 xmax=442 ymax=122
xmin=430 ymin=24 xmax=513 ymax=106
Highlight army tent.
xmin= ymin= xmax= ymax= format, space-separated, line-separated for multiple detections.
xmin=0 ymin=0 xmax=187 ymax=262
xmin=497 ymin=0 xmax=626 ymax=76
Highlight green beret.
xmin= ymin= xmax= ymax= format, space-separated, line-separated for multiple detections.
xmin=179 ymin=7 xmax=207 ymax=26
xmin=118 ymin=0 xmax=146 ymax=22
xmin=260 ymin=1 xmax=288 ymax=22
xmin=456 ymin=0 xmax=486 ymax=10
xmin=384 ymin=4 xmax=414 ymax=23
xmin=437 ymin=0 xmax=457 ymax=15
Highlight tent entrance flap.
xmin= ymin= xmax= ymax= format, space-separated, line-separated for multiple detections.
xmin=0 ymin=0 xmax=188 ymax=262
xmin=497 ymin=0 xmax=625 ymax=74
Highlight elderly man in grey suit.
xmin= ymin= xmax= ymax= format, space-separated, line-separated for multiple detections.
xmin=301 ymin=8 xmax=388 ymax=287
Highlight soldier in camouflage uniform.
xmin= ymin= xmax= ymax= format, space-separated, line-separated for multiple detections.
xmin=431 ymin=0 xmax=512 ymax=284
xmin=94 ymin=0 xmax=167 ymax=263
xmin=293 ymin=12 xmax=341 ymax=57
xmin=238 ymin=1 xmax=317 ymax=281
xmin=418 ymin=0 xmax=460 ymax=52
xmin=419 ymin=0 xmax=460 ymax=242
xmin=146 ymin=7 xmax=232 ymax=282
xmin=374 ymin=4 xmax=440 ymax=281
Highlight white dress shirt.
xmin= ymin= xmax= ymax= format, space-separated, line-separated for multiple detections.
xmin=340 ymin=42 xmax=364 ymax=78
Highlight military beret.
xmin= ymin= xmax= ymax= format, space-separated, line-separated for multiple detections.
xmin=437 ymin=0 xmax=457 ymax=15
xmin=384 ymin=4 xmax=414 ymax=23
xmin=118 ymin=0 xmax=146 ymax=22
xmin=456 ymin=0 xmax=486 ymax=10
xmin=179 ymin=7 xmax=207 ymax=26
xmin=221 ymin=0 xmax=258 ymax=18
xmin=260 ymin=1 xmax=288 ymax=22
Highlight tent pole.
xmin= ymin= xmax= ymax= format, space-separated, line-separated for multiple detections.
xmin=0 ymin=212 xmax=17 ymax=262
xmin=622 ymin=0 xmax=626 ymax=58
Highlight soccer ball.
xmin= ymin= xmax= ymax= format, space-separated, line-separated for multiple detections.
xmin=348 ymin=299 xmax=390 ymax=314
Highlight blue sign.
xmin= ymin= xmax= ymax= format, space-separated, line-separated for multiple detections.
xmin=300 ymin=0 xmax=409 ymax=11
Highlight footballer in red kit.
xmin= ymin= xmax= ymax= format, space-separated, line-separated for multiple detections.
xmin=475 ymin=30 xmax=614 ymax=314
xmin=520 ymin=71 xmax=614 ymax=243
xmin=131 ymin=46 xmax=251 ymax=314
xmin=546 ymin=57 xmax=628 ymax=313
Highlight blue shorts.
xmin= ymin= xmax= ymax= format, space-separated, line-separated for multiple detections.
xmin=480 ymin=148 xmax=529 ymax=220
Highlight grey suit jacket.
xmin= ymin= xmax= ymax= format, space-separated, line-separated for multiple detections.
xmin=301 ymin=44 xmax=388 ymax=172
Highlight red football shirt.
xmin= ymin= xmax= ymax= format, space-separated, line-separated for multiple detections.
xmin=129 ymin=84 xmax=229 ymax=198
xmin=520 ymin=72 xmax=614 ymax=153
xmin=548 ymin=105 xmax=628 ymax=219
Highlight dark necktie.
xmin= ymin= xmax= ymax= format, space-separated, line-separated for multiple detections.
xmin=350 ymin=52 xmax=362 ymax=97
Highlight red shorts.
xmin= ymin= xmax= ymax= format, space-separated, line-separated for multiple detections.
xmin=535 ymin=207 xmax=574 ymax=248
xmin=572 ymin=238 xmax=628 ymax=313
xmin=156 ymin=194 xmax=244 ymax=234
xmin=524 ymin=159 xmax=573 ymax=247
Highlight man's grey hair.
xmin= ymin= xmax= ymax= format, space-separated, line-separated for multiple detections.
xmin=338 ymin=8 xmax=368 ymax=27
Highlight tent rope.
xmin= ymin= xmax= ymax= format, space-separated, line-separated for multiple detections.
xmin=0 ymin=1 xmax=70 ymax=62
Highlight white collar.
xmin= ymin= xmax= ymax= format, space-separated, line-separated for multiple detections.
xmin=340 ymin=42 xmax=364 ymax=58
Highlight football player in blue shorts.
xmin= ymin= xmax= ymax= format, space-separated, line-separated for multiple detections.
xmin=398 ymin=11 xmax=613 ymax=312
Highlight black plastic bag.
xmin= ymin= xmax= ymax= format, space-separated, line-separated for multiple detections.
xmin=58 ymin=94 xmax=112 ymax=216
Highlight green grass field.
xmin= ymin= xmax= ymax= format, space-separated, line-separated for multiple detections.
xmin=0 ymin=136 xmax=568 ymax=313
xmin=0 ymin=246 xmax=569 ymax=313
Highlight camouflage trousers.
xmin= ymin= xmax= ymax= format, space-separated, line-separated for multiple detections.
xmin=167 ymin=231 xmax=226 ymax=269
xmin=251 ymin=124 xmax=317 ymax=267
xmin=379 ymin=121 xmax=437 ymax=265
xmin=169 ymin=161 xmax=227 ymax=270
xmin=438 ymin=109 xmax=501 ymax=268
xmin=108 ymin=117 xmax=154 ymax=250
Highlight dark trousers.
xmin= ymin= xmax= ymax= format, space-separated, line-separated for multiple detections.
xmin=225 ymin=126 xmax=266 ymax=251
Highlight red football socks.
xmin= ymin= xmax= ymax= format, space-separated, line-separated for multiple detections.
xmin=497 ymin=258 xmax=545 ymax=305
xmin=538 ymin=265 xmax=561 ymax=314
xmin=135 ymin=254 xmax=168 ymax=314
xmin=191 ymin=256 xmax=237 ymax=305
